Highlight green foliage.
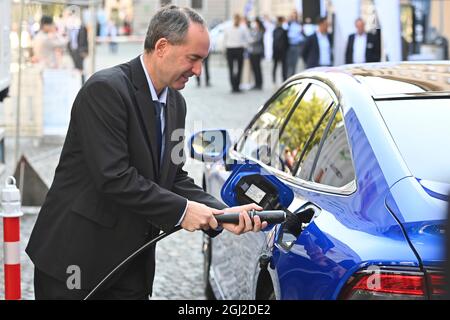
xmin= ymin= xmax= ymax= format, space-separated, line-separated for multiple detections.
xmin=280 ymin=92 xmax=330 ymax=156
xmin=253 ymin=86 xmax=299 ymax=131
xmin=269 ymin=86 xmax=299 ymax=122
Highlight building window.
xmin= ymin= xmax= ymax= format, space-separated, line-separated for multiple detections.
xmin=191 ymin=0 xmax=203 ymax=9
xmin=161 ymin=0 xmax=171 ymax=6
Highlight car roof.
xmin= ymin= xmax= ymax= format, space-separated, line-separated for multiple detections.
xmin=297 ymin=61 xmax=450 ymax=100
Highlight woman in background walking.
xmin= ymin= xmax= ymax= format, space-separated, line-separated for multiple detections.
xmin=272 ymin=16 xmax=288 ymax=84
xmin=248 ymin=18 xmax=265 ymax=90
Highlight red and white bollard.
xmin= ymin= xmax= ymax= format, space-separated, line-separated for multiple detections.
xmin=1 ymin=176 xmax=23 ymax=300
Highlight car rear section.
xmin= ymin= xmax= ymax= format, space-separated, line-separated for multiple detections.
xmin=332 ymin=67 xmax=449 ymax=300
xmin=338 ymin=176 xmax=447 ymax=300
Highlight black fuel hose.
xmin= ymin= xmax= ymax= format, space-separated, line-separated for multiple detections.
xmin=84 ymin=210 xmax=287 ymax=300
xmin=84 ymin=225 xmax=182 ymax=300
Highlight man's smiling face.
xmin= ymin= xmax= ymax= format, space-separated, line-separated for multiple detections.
xmin=160 ymin=22 xmax=210 ymax=90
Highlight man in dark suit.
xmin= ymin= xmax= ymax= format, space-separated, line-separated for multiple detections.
xmin=26 ymin=5 xmax=266 ymax=300
xmin=345 ymin=18 xmax=381 ymax=64
xmin=302 ymin=17 xmax=333 ymax=69
xmin=272 ymin=16 xmax=289 ymax=83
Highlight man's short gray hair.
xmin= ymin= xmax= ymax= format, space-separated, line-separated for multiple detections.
xmin=144 ymin=5 xmax=206 ymax=52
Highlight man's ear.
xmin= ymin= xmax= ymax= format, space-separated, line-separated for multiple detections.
xmin=154 ymin=38 xmax=169 ymax=57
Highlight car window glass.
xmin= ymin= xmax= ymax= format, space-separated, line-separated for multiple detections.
xmin=310 ymin=109 xmax=355 ymax=187
xmin=293 ymin=106 xmax=334 ymax=179
xmin=237 ymin=83 xmax=306 ymax=162
xmin=276 ymin=84 xmax=333 ymax=174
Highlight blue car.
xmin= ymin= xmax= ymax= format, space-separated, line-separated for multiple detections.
xmin=189 ymin=62 xmax=449 ymax=300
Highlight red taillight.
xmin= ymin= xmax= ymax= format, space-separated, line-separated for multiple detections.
xmin=352 ymin=273 xmax=425 ymax=296
xmin=341 ymin=270 xmax=427 ymax=300
xmin=428 ymin=273 xmax=446 ymax=297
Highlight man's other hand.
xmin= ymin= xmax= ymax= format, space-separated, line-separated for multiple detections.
xmin=217 ymin=203 xmax=267 ymax=235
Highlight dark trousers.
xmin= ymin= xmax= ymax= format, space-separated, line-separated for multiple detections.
xmin=196 ymin=55 xmax=210 ymax=86
xmin=272 ymin=54 xmax=287 ymax=83
xmin=34 ymin=243 xmax=155 ymax=300
xmin=286 ymin=44 xmax=303 ymax=78
xmin=69 ymin=49 xmax=86 ymax=85
xmin=249 ymin=53 xmax=263 ymax=89
xmin=226 ymin=47 xmax=244 ymax=92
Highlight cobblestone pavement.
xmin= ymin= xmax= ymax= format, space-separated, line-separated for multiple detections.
xmin=0 ymin=42 xmax=287 ymax=299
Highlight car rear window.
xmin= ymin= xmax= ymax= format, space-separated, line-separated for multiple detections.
xmin=376 ymin=98 xmax=450 ymax=184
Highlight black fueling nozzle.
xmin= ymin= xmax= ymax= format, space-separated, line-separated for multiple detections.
xmin=283 ymin=210 xmax=303 ymax=238
xmin=215 ymin=209 xmax=286 ymax=224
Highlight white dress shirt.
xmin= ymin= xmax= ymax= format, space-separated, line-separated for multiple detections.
xmin=352 ymin=33 xmax=367 ymax=64
xmin=223 ymin=24 xmax=251 ymax=48
xmin=316 ymin=31 xmax=331 ymax=66
xmin=140 ymin=54 xmax=188 ymax=226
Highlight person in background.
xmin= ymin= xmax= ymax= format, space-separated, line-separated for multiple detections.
xmin=345 ymin=18 xmax=380 ymax=64
xmin=107 ymin=19 xmax=119 ymax=54
xmin=123 ymin=15 xmax=132 ymax=36
xmin=54 ymin=14 xmax=66 ymax=37
xmin=223 ymin=14 xmax=250 ymax=93
xmin=302 ymin=17 xmax=333 ymax=69
xmin=31 ymin=15 xmax=67 ymax=69
xmin=196 ymin=55 xmax=210 ymax=87
xmin=248 ymin=18 xmax=265 ymax=90
xmin=240 ymin=17 xmax=254 ymax=91
xmin=262 ymin=14 xmax=274 ymax=61
xmin=272 ymin=16 xmax=289 ymax=84
xmin=67 ymin=11 xmax=89 ymax=84
xmin=96 ymin=8 xmax=109 ymax=37
xmin=285 ymin=10 xmax=305 ymax=78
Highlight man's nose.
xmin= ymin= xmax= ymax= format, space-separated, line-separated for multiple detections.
xmin=192 ymin=60 xmax=202 ymax=77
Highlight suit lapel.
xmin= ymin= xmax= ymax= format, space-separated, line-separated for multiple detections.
xmin=130 ymin=57 xmax=160 ymax=176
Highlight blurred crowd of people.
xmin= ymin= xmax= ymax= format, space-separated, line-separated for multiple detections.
xmin=221 ymin=10 xmax=381 ymax=93
xmin=29 ymin=10 xmax=89 ymax=84
xmin=26 ymin=8 xmax=129 ymax=84
xmin=26 ymin=8 xmax=382 ymax=91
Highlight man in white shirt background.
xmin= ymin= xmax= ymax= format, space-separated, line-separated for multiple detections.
xmin=345 ymin=18 xmax=381 ymax=64
xmin=285 ymin=10 xmax=305 ymax=78
xmin=302 ymin=17 xmax=333 ymax=69
xmin=223 ymin=14 xmax=251 ymax=93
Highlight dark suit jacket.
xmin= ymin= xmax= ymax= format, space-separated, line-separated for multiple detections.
xmin=26 ymin=56 xmax=224 ymax=291
xmin=302 ymin=32 xmax=333 ymax=69
xmin=272 ymin=26 xmax=289 ymax=59
xmin=68 ymin=25 xmax=89 ymax=70
xmin=67 ymin=25 xmax=88 ymax=54
xmin=345 ymin=32 xmax=381 ymax=64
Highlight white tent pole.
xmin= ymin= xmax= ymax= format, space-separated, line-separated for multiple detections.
xmin=374 ymin=0 xmax=402 ymax=61
xmin=14 ymin=0 xmax=25 ymax=167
